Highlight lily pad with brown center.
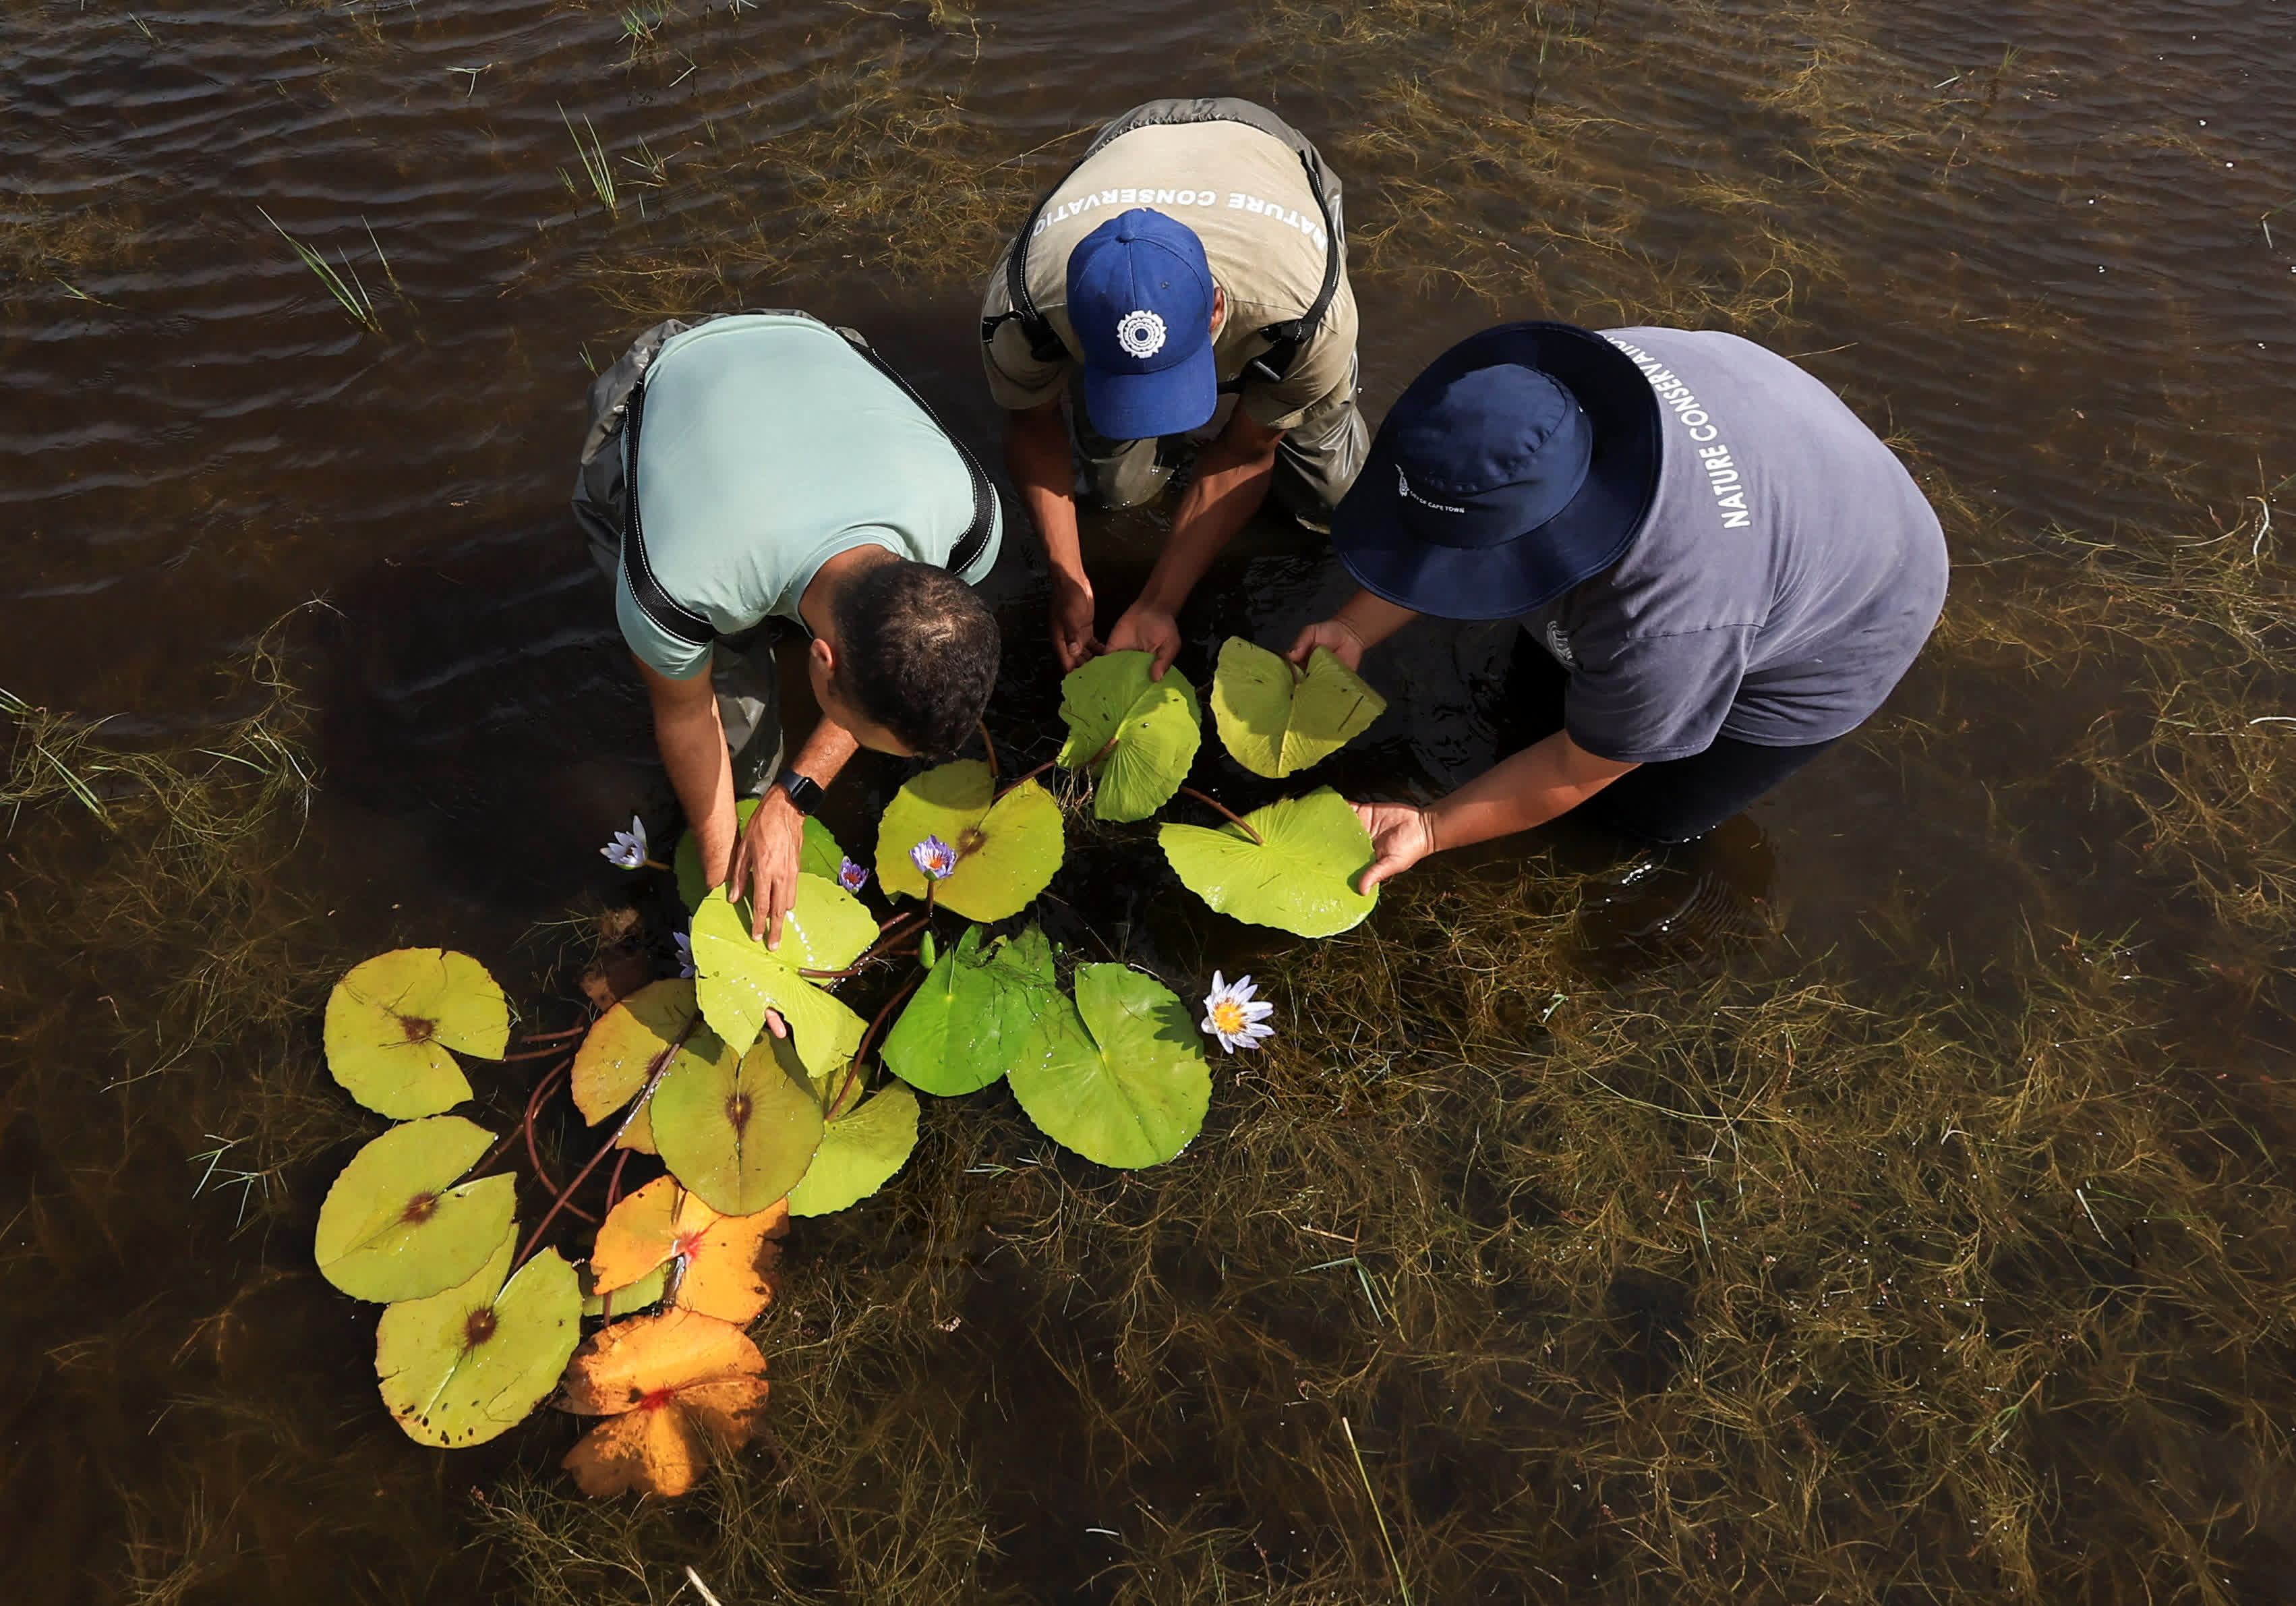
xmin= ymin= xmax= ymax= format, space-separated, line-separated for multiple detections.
xmin=570 ymin=978 xmax=734 ymax=1155
xmin=314 ymin=1116 xmax=518 ymax=1303
xmin=871 ymin=759 xmax=1064 ymax=922
xmin=323 ymin=948 xmax=509 ymax=1118
xmin=650 ymin=1033 xmax=825 ymax=1216
xmin=375 ymin=1233 xmax=581 ymax=1447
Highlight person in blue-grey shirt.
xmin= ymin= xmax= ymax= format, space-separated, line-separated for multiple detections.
xmin=1288 ymin=321 xmax=1948 ymax=891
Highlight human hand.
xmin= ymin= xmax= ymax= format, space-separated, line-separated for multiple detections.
xmin=1287 ymin=616 xmax=1367 ymax=673
xmin=1350 ymin=799 xmax=1438 ymax=894
xmin=1049 ymin=573 xmax=1102 ymax=671
xmin=1106 ymin=603 xmax=1182 ymax=679
xmin=726 ymin=786 xmax=806 ymax=948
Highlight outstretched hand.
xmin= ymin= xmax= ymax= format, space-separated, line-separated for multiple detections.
xmin=1288 ymin=616 xmax=1367 ymax=672
xmin=726 ymin=788 xmax=805 ymax=949
xmin=1349 ymin=799 xmax=1438 ymax=894
xmin=1106 ymin=603 xmax=1183 ymax=679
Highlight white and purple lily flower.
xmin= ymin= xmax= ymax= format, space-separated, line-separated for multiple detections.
xmin=672 ymin=930 xmax=695 ymax=979
xmin=910 ymin=835 xmax=958 ymax=881
xmin=837 ymin=856 xmax=871 ymax=894
xmin=1200 ymin=971 xmax=1276 ymax=1054
xmin=600 ymin=815 xmax=650 ymax=870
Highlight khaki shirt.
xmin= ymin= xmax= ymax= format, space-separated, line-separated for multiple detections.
xmin=980 ymin=119 xmax=1359 ymax=433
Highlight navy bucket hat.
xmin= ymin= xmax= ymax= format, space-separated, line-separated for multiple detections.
xmin=1330 ymin=322 xmax=1662 ymax=620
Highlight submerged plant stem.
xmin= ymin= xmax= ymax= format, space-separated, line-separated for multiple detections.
xmin=1178 ymin=785 xmax=1265 ymax=845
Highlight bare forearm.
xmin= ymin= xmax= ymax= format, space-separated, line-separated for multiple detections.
xmin=1005 ymin=407 xmax=1085 ymax=583
xmin=786 ymin=716 xmax=859 ymax=790
xmin=1136 ymin=438 xmax=1277 ymax=612
xmin=655 ymin=696 xmax=739 ymax=887
xmin=1332 ymin=589 xmax=1423 ymax=655
xmin=1425 ymin=731 xmax=1636 ymax=852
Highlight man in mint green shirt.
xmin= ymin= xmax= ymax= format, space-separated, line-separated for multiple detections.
xmin=573 ymin=312 xmax=1003 ymax=949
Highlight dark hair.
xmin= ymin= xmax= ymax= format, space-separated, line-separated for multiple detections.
xmin=829 ymin=559 xmax=1001 ymax=756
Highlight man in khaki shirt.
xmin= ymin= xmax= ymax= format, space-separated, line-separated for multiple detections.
xmin=980 ymin=97 xmax=1365 ymax=675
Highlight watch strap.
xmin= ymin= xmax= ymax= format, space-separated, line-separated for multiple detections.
xmin=771 ymin=770 xmax=825 ymax=815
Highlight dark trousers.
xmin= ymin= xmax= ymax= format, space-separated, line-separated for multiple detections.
xmin=1500 ymin=634 xmax=1837 ymax=844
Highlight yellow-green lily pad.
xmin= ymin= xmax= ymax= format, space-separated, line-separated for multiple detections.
xmin=322 ymin=948 xmax=508 ymax=1119
xmin=1007 ymin=965 xmax=1210 ymax=1170
xmin=314 ymin=1116 xmax=517 ymax=1303
xmin=651 ymin=1034 xmax=826 ymax=1216
xmin=873 ymin=759 xmax=1064 ymax=922
xmin=1158 ymin=786 xmax=1379 ymax=939
xmin=1210 ymin=638 xmax=1386 ymax=778
xmin=1055 ymin=650 xmax=1202 ymax=822
xmin=788 ymin=1080 xmax=920 ymax=1217
xmin=376 ymin=1234 xmax=581 ymax=1447
xmin=569 ymin=978 xmax=734 ymax=1155
xmin=881 ymin=923 xmax=1060 ymax=1096
xmin=688 ymin=880 xmax=876 ymax=1057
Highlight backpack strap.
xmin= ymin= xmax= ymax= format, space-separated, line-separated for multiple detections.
xmin=618 ymin=375 xmax=717 ymax=649
xmin=1218 ymin=146 xmax=1344 ymax=393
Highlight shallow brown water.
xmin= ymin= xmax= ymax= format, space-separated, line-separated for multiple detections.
xmin=3 ymin=0 xmax=2294 ymax=1600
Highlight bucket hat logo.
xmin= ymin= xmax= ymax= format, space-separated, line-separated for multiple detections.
xmin=1115 ymin=309 xmax=1168 ymax=361
xmin=1395 ymin=464 xmax=1467 ymax=515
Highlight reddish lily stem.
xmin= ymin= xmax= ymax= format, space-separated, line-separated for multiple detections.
xmin=517 ymin=1024 xmax=591 ymax=1043
xmin=520 ymin=1062 xmax=598 ymax=1226
xmin=1179 ymin=786 xmax=1265 ymax=845
xmin=978 ymin=719 xmax=999 ymax=782
xmin=502 ymin=1043 xmax=579 ymax=1062
xmin=517 ymin=1011 xmax=699 ymax=1266
xmin=831 ymin=971 xmax=923 ymax=1118
xmin=604 ymin=1148 xmax=632 ymax=1213
xmin=799 ymin=911 xmax=929 ymax=981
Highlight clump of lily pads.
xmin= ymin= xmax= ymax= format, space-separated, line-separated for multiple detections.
xmin=309 ymin=636 xmax=1391 ymax=1496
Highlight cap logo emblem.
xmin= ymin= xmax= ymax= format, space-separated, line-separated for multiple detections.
xmin=1115 ymin=309 xmax=1167 ymax=360
xmin=1396 ymin=465 xmax=1467 ymax=515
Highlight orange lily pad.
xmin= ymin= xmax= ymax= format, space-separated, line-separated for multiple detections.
xmin=569 ymin=979 xmax=732 ymax=1156
xmin=589 ymin=1175 xmax=789 ymax=1325
xmin=558 ymin=1309 xmax=771 ymax=1497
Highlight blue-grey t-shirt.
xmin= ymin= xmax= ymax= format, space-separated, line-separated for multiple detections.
xmin=1517 ymin=327 xmax=1947 ymax=761
xmin=616 ymin=313 xmax=1003 ymax=680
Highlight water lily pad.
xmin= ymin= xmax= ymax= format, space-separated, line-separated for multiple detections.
xmin=376 ymin=1236 xmax=580 ymax=1447
xmin=590 ymin=1175 xmax=788 ymax=1325
xmin=651 ymin=1035 xmax=825 ymax=1216
xmin=583 ymin=1263 xmax=668 ymax=1319
xmin=1158 ymin=786 xmax=1379 ymax=938
xmin=559 ymin=1309 xmax=771 ymax=1498
xmin=570 ymin=979 xmax=735 ymax=1155
xmin=1007 ymin=964 xmax=1210 ymax=1170
xmin=1055 ymin=650 xmax=1202 ymax=822
xmin=1211 ymin=639 xmax=1387 ymax=778
xmin=689 ymin=880 xmax=876 ymax=1057
xmin=881 ymin=924 xmax=1060 ymax=1096
xmin=872 ymin=759 xmax=1064 ymax=922
xmin=314 ymin=1116 xmax=518 ymax=1303
xmin=788 ymin=1081 xmax=920 ymax=1216
xmin=323 ymin=948 xmax=509 ymax=1119
xmin=676 ymin=800 xmax=848 ymax=911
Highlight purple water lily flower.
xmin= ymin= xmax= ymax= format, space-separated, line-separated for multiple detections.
xmin=837 ymin=856 xmax=870 ymax=894
xmin=600 ymin=815 xmax=650 ymax=870
xmin=910 ymin=835 xmax=958 ymax=881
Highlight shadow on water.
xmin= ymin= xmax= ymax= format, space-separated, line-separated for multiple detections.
xmin=3 ymin=0 xmax=2296 ymax=1600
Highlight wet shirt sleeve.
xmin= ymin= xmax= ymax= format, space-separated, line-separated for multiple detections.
xmin=1562 ymin=626 xmax=1757 ymax=764
xmin=980 ymin=242 xmax=1069 ymax=412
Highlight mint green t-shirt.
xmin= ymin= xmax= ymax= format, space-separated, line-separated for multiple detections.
xmin=615 ymin=312 xmax=1003 ymax=680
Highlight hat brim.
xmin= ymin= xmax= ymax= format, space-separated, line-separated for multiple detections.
xmin=1078 ymin=341 xmax=1220 ymax=441
xmin=1330 ymin=323 xmax=1661 ymax=621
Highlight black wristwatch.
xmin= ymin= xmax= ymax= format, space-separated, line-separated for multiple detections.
xmin=770 ymin=770 xmax=825 ymax=815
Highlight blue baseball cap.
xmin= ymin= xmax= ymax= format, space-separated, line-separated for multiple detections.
xmin=1065 ymin=208 xmax=1219 ymax=440
xmin=1330 ymin=323 xmax=1662 ymax=620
